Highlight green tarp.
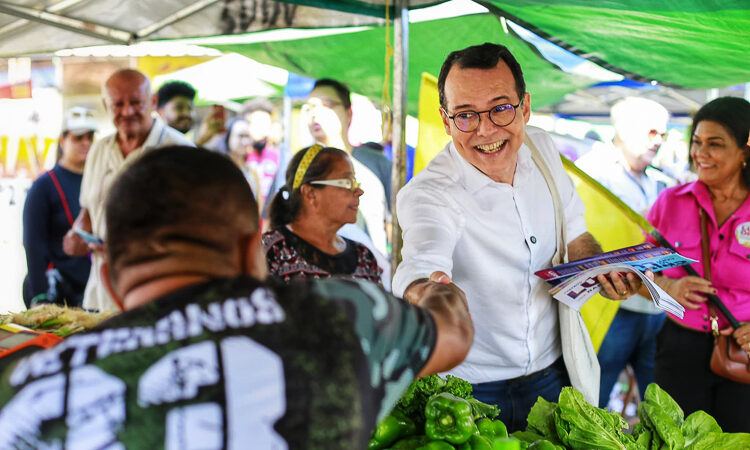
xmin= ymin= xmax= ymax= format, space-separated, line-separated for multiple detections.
xmin=486 ymin=0 xmax=750 ymax=89
xmin=206 ymin=13 xmax=598 ymax=115
xmin=276 ymin=0 xmax=750 ymax=90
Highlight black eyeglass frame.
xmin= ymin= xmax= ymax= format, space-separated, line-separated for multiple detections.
xmin=443 ymin=99 xmax=524 ymax=133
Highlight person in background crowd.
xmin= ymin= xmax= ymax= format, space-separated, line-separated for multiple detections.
xmin=644 ymin=97 xmax=750 ymax=432
xmin=393 ymin=43 xmax=641 ymax=431
xmin=353 ymin=141 xmax=392 ymax=211
xmin=22 ymin=107 xmax=96 ymax=308
xmin=223 ymin=116 xmax=260 ymax=200
xmin=575 ymin=97 xmax=673 ymax=408
xmin=155 ymin=80 xmax=224 ymax=147
xmin=264 ymin=145 xmax=382 ymax=284
xmin=0 ymin=146 xmax=473 ymax=449
xmin=304 ymin=78 xmax=390 ymax=261
xmin=63 ymin=69 xmax=193 ymax=312
xmin=240 ymin=98 xmax=280 ymax=209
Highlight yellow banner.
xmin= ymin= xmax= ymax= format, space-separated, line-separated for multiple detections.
xmin=415 ymin=73 xmax=450 ymax=176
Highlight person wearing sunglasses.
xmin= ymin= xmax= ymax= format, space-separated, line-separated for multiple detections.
xmin=263 ymin=145 xmax=382 ymax=284
xmin=393 ymin=43 xmax=640 ymax=431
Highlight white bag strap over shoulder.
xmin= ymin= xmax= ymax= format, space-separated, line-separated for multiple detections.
xmin=524 ymin=135 xmax=567 ymax=265
xmin=523 ymin=132 xmax=600 ymax=406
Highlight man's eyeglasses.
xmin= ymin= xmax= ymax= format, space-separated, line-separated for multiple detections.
xmin=308 ymin=178 xmax=361 ymax=192
xmin=443 ymin=100 xmax=523 ymax=133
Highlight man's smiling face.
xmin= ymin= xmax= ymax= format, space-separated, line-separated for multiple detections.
xmin=441 ymin=59 xmax=530 ymax=184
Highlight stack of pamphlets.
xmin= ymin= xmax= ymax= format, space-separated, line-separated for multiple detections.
xmin=535 ymin=243 xmax=693 ymax=318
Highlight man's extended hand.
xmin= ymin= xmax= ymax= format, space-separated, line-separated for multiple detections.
xmin=597 ymin=270 xmax=652 ymax=300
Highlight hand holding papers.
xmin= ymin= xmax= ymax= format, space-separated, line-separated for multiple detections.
xmin=535 ymin=243 xmax=692 ymax=318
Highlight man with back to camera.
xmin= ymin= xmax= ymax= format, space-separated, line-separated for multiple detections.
xmin=63 ymin=69 xmax=193 ymax=312
xmin=575 ymin=97 xmax=675 ymax=408
xmin=0 ymin=146 xmax=473 ymax=449
xmin=392 ymin=43 xmax=643 ymax=431
xmin=155 ymin=80 xmax=224 ymax=147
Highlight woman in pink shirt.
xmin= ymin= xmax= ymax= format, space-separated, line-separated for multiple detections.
xmin=646 ymin=97 xmax=750 ymax=432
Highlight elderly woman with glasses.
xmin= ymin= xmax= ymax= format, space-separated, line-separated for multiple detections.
xmin=263 ymin=145 xmax=382 ymax=283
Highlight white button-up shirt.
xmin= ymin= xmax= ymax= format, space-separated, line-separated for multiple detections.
xmin=393 ymin=127 xmax=587 ymax=383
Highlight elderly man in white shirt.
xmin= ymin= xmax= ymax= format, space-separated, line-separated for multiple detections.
xmin=63 ymin=69 xmax=193 ymax=312
xmin=575 ymin=97 xmax=674 ymax=408
xmin=392 ymin=43 xmax=641 ymax=431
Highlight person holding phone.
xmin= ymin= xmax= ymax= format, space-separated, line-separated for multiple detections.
xmin=23 ymin=107 xmax=96 ymax=308
xmin=63 ymin=69 xmax=193 ymax=312
xmin=155 ymin=81 xmax=225 ymax=147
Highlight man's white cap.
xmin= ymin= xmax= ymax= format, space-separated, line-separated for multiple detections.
xmin=62 ymin=106 xmax=97 ymax=135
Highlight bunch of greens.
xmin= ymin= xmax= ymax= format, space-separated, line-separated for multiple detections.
xmin=515 ymin=383 xmax=750 ymax=450
xmin=633 ymin=384 xmax=750 ymax=450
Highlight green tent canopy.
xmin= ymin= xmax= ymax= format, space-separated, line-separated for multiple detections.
xmin=206 ymin=13 xmax=599 ymax=115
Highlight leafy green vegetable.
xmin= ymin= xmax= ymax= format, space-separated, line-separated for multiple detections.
xmin=525 ymin=397 xmax=561 ymax=445
xmin=510 ymin=431 xmax=547 ymax=444
xmin=553 ymin=387 xmax=638 ymax=449
xmin=684 ymin=431 xmax=750 ymax=449
xmin=641 ymin=403 xmax=684 ymax=450
xmin=681 ymin=411 xmax=721 ymax=447
xmin=642 ymin=383 xmax=684 ymax=427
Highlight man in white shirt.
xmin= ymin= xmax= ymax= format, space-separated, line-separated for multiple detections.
xmin=392 ymin=43 xmax=640 ymax=430
xmin=63 ymin=69 xmax=193 ymax=312
xmin=303 ymin=78 xmax=391 ymax=282
xmin=575 ymin=97 xmax=673 ymax=408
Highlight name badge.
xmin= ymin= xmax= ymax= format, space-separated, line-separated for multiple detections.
xmin=735 ymin=222 xmax=750 ymax=247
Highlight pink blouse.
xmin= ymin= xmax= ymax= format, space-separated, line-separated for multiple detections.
xmin=647 ymin=181 xmax=750 ymax=331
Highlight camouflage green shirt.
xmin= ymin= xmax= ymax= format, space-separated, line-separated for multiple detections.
xmin=0 ymin=276 xmax=436 ymax=449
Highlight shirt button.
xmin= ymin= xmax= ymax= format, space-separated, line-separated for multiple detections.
xmin=674 ymin=241 xmax=681 ymax=248
xmin=719 ymin=234 xmax=724 ymax=240
xmin=530 ymin=236 xmax=537 ymax=244
xmin=703 ymin=315 xmax=708 ymax=321
xmin=702 ymin=325 xmax=708 ymax=331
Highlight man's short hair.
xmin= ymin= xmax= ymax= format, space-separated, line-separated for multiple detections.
xmin=105 ymin=146 xmax=258 ymax=277
xmin=313 ymin=78 xmax=352 ymax=110
xmin=240 ymin=97 xmax=274 ymax=117
xmin=156 ymin=81 xmax=197 ymax=109
xmin=437 ymin=43 xmax=526 ymax=110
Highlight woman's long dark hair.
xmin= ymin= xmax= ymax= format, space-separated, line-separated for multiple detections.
xmin=690 ymin=97 xmax=750 ymax=187
xmin=268 ymin=146 xmax=348 ymax=228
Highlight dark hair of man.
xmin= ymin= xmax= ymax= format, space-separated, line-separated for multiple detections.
xmin=240 ymin=97 xmax=274 ymax=117
xmin=690 ymin=96 xmax=750 ymax=187
xmin=313 ymin=78 xmax=352 ymax=110
xmin=268 ymin=146 xmax=349 ymax=228
xmin=105 ymin=146 xmax=258 ymax=278
xmin=156 ymin=81 xmax=197 ymax=109
xmin=437 ymin=43 xmax=526 ymax=110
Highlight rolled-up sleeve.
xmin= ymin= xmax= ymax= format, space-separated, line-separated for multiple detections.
xmin=392 ymin=183 xmax=464 ymax=297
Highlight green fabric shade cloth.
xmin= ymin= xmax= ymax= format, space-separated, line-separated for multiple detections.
xmin=205 ymin=14 xmax=598 ymax=115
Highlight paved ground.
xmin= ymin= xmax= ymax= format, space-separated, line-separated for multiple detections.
xmin=0 ymin=178 xmax=30 ymax=314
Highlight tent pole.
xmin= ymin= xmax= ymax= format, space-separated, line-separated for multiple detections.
xmin=390 ymin=0 xmax=409 ymax=276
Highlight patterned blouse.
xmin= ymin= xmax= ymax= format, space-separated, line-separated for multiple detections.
xmin=262 ymin=227 xmax=382 ymax=284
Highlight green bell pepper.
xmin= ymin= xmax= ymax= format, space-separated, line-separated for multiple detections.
xmin=391 ymin=435 xmax=431 ymax=449
xmin=526 ymin=440 xmax=557 ymax=450
xmin=417 ymin=441 xmax=456 ymax=450
xmin=425 ymin=393 xmax=479 ymax=444
xmin=477 ymin=419 xmax=508 ymax=439
xmin=367 ymin=409 xmax=416 ymax=449
xmin=456 ymin=434 xmax=494 ymax=450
